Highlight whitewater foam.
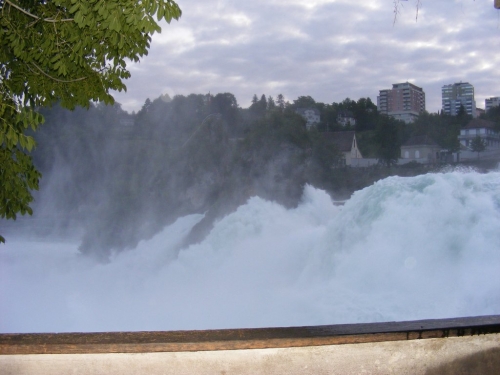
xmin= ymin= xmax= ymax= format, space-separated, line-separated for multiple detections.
xmin=1 ymin=170 xmax=499 ymax=332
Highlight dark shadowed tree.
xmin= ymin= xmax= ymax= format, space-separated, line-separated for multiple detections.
xmin=249 ymin=94 xmax=267 ymax=119
xmin=375 ymin=117 xmax=401 ymax=167
xmin=276 ymin=94 xmax=285 ymax=112
xmin=267 ymin=96 xmax=276 ymax=111
xmin=293 ymin=96 xmax=316 ymax=109
xmin=309 ymin=132 xmax=343 ymax=177
xmin=484 ymin=105 xmax=500 ymax=131
xmin=354 ymin=97 xmax=378 ymax=131
xmin=251 ymin=94 xmax=259 ymax=105
xmin=210 ymin=92 xmax=239 ymax=126
xmin=136 ymin=98 xmax=152 ymax=122
xmin=259 ymin=94 xmax=267 ymax=109
xmin=470 ymin=136 xmax=487 ymax=159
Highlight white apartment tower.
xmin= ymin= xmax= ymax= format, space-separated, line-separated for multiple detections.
xmin=442 ymin=82 xmax=476 ymax=117
xmin=485 ymin=97 xmax=500 ymax=112
xmin=377 ymin=82 xmax=425 ymax=123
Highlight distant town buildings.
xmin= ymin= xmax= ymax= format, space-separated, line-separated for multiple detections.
xmin=377 ymin=82 xmax=425 ymax=123
xmin=485 ymin=97 xmax=500 ymax=112
xmin=295 ymin=108 xmax=320 ymax=130
xmin=441 ymin=82 xmax=476 ymax=117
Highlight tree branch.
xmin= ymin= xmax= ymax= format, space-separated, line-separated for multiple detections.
xmin=4 ymin=0 xmax=74 ymax=23
xmin=415 ymin=0 xmax=422 ymax=22
xmin=394 ymin=0 xmax=424 ymax=25
xmin=393 ymin=0 xmax=401 ymax=26
xmin=30 ymin=62 xmax=87 ymax=83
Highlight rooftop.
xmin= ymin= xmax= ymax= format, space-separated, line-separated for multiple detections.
xmin=322 ymin=131 xmax=356 ymax=152
xmin=463 ymin=119 xmax=496 ymax=130
xmin=402 ymin=135 xmax=439 ymax=147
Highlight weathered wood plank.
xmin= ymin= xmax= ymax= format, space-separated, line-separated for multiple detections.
xmin=1 ymin=315 xmax=499 ymax=354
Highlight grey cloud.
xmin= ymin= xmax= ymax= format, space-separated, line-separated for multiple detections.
xmin=112 ymin=0 xmax=500 ymax=113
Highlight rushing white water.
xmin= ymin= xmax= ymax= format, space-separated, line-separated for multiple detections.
xmin=1 ymin=170 xmax=500 ymax=333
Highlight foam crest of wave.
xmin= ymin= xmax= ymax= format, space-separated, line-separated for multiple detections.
xmin=1 ymin=171 xmax=499 ymax=332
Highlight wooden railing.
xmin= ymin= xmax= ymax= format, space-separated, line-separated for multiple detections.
xmin=2 ymin=315 xmax=500 ymax=355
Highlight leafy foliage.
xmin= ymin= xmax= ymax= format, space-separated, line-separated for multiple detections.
xmin=0 ymin=84 xmax=43 ymax=242
xmin=0 ymin=0 xmax=181 ymax=239
xmin=483 ymin=105 xmax=500 ymax=131
xmin=1 ymin=0 xmax=181 ymax=109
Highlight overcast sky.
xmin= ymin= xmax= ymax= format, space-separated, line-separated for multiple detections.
xmin=111 ymin=0 xmax=500 ymax=114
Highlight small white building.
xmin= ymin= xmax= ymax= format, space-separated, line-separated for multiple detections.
xmin=400 ymin=135 xmax=441 ymax=163
xmin=296 ymin=108 xmax=320 ymax=130
xmin=337 ymin=110 xmax=356 ymax=127
xmin=458 ymin=119 xmax=500 ymax=149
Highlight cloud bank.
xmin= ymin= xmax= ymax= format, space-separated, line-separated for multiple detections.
xmin=112 ymin=0 xmax=500 ymax=113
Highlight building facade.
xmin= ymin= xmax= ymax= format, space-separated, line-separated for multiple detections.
xmin=400 ymin=135 xmax=441 ymax=163
xmin=295 ymin=108 xmax=320 ymax=130
xmin=485 ymin=97 xmax=500 ymax=112
xmin=377 ymin=82 xmax=425 ymax=123
xmin=337 ymin=110 xmax=356 ymax=127
xmin=442 ymin=82 xmax=476 ymax=117
xmin=458 ymin=119 xmax=500 ymax=149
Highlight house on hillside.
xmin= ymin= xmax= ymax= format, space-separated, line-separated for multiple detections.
xmin=337 ymin=110 xmax=356 ymax=127
xmin=295 ymin=108 xmax=320 ymax=130
xmin=458 ymin=119 xmax=500 ymax=149
xmin=400 ymin=135 xmax=441 ymax=163
xmin=322 ymin=131 xmax=363 ymax=166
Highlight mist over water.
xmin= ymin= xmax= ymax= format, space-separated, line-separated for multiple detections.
xmin=1 ymin=170 xmax=500 ymax=333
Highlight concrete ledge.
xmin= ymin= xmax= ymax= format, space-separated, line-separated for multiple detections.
xmin=1 ymin=334 xmax=499 ymax=375
xmin=1 ymin=316 xmax=500 ymax=374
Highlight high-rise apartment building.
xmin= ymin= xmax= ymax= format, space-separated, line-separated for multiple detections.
xmin=377 ymin=82 xmax=425 ymax=123
xmin=441 ymin=82 xmax=476 ymax=117
xmin=485 ymin=97 xmax=500 ymax=112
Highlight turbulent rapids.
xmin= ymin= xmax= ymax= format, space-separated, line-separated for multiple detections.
xmin=1 ymin=169 xmax=500 ymax=333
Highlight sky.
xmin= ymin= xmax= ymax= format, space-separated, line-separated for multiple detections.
xmin=111 ymin=0 xmax=500 ymax=114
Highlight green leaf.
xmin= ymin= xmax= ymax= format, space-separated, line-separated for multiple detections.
xmin=69 ymin=3 xmax=80 ymax=14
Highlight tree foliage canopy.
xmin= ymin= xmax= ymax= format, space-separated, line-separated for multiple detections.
xmin=0 ymin=0 xmax=181 ymax=242
xmin=375 ymin=118 xmax=402 ymax=167
xmin=1 ymin=0 xmax=181 ymax=109
xmin=470 ymin=135 xmax=487 ymax=157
